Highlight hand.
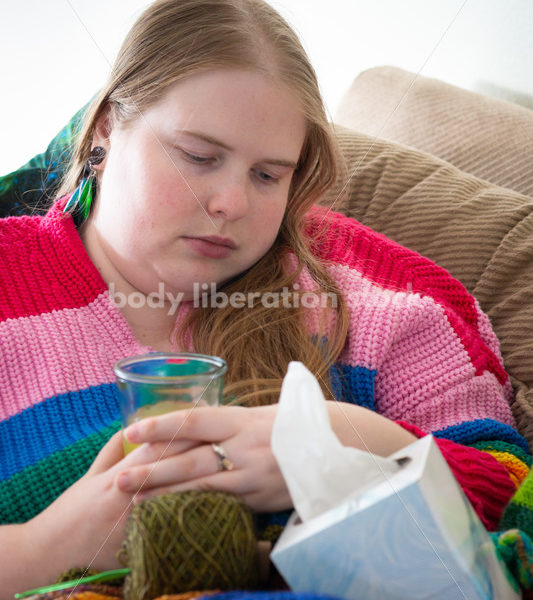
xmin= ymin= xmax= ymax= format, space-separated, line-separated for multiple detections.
xmin=116 ymin=404 xmax=293 ymax=513
xmin=27 ymin=430 xmax=194 ymax=576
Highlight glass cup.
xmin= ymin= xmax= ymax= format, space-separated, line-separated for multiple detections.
xmin=114 ymin=352 xmax=227 ymax=454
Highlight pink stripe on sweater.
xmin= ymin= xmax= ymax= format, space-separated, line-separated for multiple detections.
xmin=304 ymin=206 xmax=507 ymax=384
xmin=385 ymin=370 xmax=515 ymax=431
xmin=325 ymin=262 xmax=515 ymax=429
xmin=0 ymin=292 xmax=150 ymax=420
xmin=471 ymin=302 xmax=514 ymax=405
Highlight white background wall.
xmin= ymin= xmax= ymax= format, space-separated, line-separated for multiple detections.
xmin=1 ymin=0 xmax=532 ymax=176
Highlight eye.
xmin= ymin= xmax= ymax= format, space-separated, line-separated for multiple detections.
xmin=254 ymin=169 xmax=279 ymax=184
xmin=180 ymin=149 xmax=215 ymax=165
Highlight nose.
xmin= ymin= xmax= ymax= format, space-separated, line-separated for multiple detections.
xmin=205 ymin=173 xmax=250 ymax=222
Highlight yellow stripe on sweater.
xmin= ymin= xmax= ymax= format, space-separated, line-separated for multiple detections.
xmin=486 ymin=450 xmax=530 ymax=487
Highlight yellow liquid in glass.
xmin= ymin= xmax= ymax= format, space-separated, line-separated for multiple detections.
xmin=123 ymin=438 xmax=141 ymax=455
xmin=121 ymin=398 xmax=205 ymax=455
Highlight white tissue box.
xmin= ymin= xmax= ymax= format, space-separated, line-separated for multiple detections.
xmin=271 ymin=435 xmax=520 ymax=600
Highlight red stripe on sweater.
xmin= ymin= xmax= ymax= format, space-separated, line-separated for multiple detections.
xmin=305 ymin=206 xmax=507 ymax=384
xmin=0 ymin=202 xmax=106 ymax=320
xmin=397 ymin=420 xmax=515 ymax=530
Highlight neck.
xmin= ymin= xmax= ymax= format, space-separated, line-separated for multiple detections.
xmin=80 ymin=220 xmax=182 ymax=352
xmin=120 ymin=302 xmax=178 ymax=352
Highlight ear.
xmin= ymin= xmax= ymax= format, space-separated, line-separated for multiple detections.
xmin=91 ymin=103 xmax=114 ymax=152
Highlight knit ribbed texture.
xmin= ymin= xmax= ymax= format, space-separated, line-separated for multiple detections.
xmin=322 ymin=125 xmax=533 ymax=453
xmin=303 ymin=205 xmax=525 ymax=531
xmin=0 ymin=421 xmax=120 ymax=523
xmin=491 ymin=529 xmax=533 ymax=590
xmin=0 ymin=202 xmax=151 ymax=523
xmin=0 ymin=201 xmax=528 ymax=531
xmin=398 ymin=420 xmax=518 ymax=531
xmin=501 ymin=468 xmax=533 ymax=540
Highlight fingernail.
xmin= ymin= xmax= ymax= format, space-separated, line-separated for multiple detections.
xmin=125 ymin=424 xmax=140 ymax=442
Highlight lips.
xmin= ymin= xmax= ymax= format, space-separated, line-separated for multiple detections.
xmin=182 ymin=236 xmax=236 ymax=259
xmin=193 ymin=235 xmax=237 ymax=249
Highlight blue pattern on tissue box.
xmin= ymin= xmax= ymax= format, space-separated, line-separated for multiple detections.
xmin=271 ymin=436 xmax=514 ymax=600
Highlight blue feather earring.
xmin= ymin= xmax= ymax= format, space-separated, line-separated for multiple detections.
xmin=64 ymin=146 xmax=106 ymax=219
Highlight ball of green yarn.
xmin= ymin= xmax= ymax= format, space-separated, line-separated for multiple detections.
xmin=120 ymin=491 xmax=258 ymax=600
xmin=55 ymin=567 xmax=101 ymax=583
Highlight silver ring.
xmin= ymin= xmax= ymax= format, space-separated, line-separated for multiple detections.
xmin=211 ymin=443 xmax=234 ymax=472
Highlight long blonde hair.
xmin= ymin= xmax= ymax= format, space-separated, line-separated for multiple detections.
xmin=58 ymin=0 xmax=350 ymax=405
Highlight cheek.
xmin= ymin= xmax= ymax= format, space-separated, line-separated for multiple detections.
xmin=144 ymin=158 xmax=200 ymax=216
xmin=266 ymin=195 xmax=289 ymax=231
xmin=121 ymin=163 xmax=185 ymax=230
xmin=248 ymin=198 xmax=287 ymax=255
xmin=269 ymin=207 xmax=286 ymax=236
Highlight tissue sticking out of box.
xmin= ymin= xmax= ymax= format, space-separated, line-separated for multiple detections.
xmin=271 ymin=361 xmax=400 ymax=522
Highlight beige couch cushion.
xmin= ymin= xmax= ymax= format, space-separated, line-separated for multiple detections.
xmin=335 ymin=66 xmax=533 ymax=197
xmin=323 ymin=125 xmax=533 ymax=449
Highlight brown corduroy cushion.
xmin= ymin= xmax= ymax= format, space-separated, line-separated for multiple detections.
xmin=322 ymin=125 xmax=533 ymax=450
xmin=335 ymin=66 xmax=533 ymax=198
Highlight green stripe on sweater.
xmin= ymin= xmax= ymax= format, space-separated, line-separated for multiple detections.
xmin=500 ymin=502 xmax=533 ymax=541
xmin=0 ymin=421 xmax=120 ymax=524
xmin=470 ymin=440 xmax=532 ymax=467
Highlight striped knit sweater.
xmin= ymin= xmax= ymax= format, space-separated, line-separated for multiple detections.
xmin=0 ymin=202 xmax=529 ymax=530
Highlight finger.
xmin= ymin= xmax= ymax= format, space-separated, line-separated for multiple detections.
xmin=119 ymin=438 xmax=202 ymax=469
xmin=124 ymin=405 xmax=245 ymax=445
xmin=132 ymin=469 xmax=250 ymax=504
xmin=116 ymin=443 xmax=223 ymax=493
xmin=132 ymin=473 xmax=291 ymax=513
xmin=88 ymin=431 xmax=125 ymax=474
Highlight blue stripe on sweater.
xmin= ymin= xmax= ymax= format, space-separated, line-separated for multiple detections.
xmin=433 ymin=419 xmax=530 ymax=454
xmin=0 ymin=383 xmax=120 ymax=480
xmin=328 ymin=363 xmax=377 ymax=410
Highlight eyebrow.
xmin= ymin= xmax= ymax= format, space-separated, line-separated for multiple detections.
xmin=178 ymin=129 xmax=298 ymax=169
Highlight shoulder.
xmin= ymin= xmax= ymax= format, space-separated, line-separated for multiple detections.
xmin=0 ymin=199 xmax=71 ymax=247
xmin=304 ymin=206 xmax=508 ymax=385
xmin=0 ymin=212 xmax=51 ymax=277
xmin=0 ymin=212 xmax=43 ymax=246
xmin=304 ymin=205 xmax=478 ymax=324
xmin=0 ymin=201 xmax=73 ymax=257
xmin=0 ymin=201 xmax=106 ymax=320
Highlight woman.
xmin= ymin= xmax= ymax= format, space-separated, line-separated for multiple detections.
xmin=0 ymin=0 xmax=528 ymax=596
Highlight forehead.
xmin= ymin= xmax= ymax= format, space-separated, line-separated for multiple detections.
xmin=142 ymin=69 xmax=307 ymax=157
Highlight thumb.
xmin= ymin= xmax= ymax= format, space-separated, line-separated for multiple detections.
xmin=88 ymin=431 xmax=125 ymax=474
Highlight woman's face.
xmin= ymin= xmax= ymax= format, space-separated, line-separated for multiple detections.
xmin=89 ymin=69 xmax=307 ymax=301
